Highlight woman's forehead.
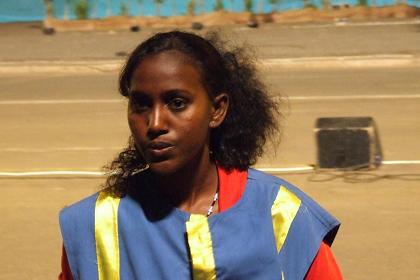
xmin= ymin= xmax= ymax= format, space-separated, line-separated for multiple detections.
xmin=133 ymin=51 xmax=200 ymax=79
xmin=140 ymin=50 xmax=197 ymax=68
xmin=129 ymin=51 xmax=208 ymax=96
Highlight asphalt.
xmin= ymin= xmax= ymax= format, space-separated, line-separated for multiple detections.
xmin=1 ymin=19 xmax=420 ymax=63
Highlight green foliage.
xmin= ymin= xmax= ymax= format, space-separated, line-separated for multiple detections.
xmin=188 ymin=0 xmax=196 ymax=15
xmin=74 ymin=0 xmax=89 ymax=19
xmin=120 ymin=2 xmax=129 ymax=15
xmin=214 ymin=0 xmax=224 ymax=11
xmin=244 ymin=0 xmax=253 ymax=12
xmin=155 ymin=0 xmax=164 ymax=16
xmin=303 ymin=0 xmax=317 ymax=8
xmin=44 ymin=0 xmax=54 ymax=17
xmin=357 ymin=0 xmax=368 ymax=6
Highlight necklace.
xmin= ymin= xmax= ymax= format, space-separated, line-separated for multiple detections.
xmin=206 ymin=190 xmax=219 ymax=217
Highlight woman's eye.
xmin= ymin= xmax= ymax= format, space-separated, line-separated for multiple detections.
xmin=130 ymin=97 xmax=150 ymax=112
xmin=169 ymin=98 xmax=187 ymax=110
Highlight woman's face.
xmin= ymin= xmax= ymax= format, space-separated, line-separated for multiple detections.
xmin=127 ymin=50 xmax=222 ymax=175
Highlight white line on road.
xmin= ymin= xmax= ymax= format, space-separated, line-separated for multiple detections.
xmin=382 ymin=160 xmax=420 ymax=165
xmin=234 ymin=20 xmax=420 ymax=31
xmin=262 ymin=54 xmax=420 ymax=68
xmin=285 ymin=94 xmax=420 ymax=101
xmin=0 ymin=147 xmax=122 ymax=152
xmin=0 ymin=171 xmax=105 ymax=177
xmin=290 ymin=19 xmax=420 ymax=29
xmin=1 ymin=160 xmax=419 ymax=177
xmin=0 ymin=99 xmax=125 ymax=105
xmin=1 ymin=94 xmax=420 ymax=106
xmin=1 ymin=54 xmax=419 ymax=74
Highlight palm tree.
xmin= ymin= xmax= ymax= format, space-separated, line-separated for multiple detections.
xmin=244 ymin=0 xmax=253 ymax=13
xmin=90 ymin=0 xmax=97 ymax=18
xmin=106 ymin=0 xmax=113 ymax=16
xmin=187 ymin=0 xmax=196 ymax=15
xmin=155 ymin=0 xmax=164 ymax=16
xmin=229 ymin=0 xmax=235 ymax=12
xmin=199 ymin=0 xmax=205 ymax=15
xmin=63 ymin=0 xmax=72 ymax=19
xmin=137 ymin=0 xmax=144 ymax=16
xmin=44 ymin=0 xmax=54 ymax=19
xmin=214 ymin=0 xmax=224 ymax=11
xmin=120 ymin=0 xmax=129 ymax=15
xmin=269 ymin=0 xmax=278 ymax=12
xmin=322 ymin=0 xmax=330 ymax=9
xmin=171 ymin=0 xmax=177 ymax=16
xmin=257 ymin=0 xmax=264 ymax=14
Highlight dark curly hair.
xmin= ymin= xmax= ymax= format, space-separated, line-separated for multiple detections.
xmin=104 ymin=30 xmax=281 ymax=193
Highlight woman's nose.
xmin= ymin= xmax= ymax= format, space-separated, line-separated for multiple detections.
xmin=147 ymin=105 xmax=168 ymax=138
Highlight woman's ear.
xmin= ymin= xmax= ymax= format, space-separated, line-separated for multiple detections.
xmin=209 ymin=93 xmax=229 ymax=128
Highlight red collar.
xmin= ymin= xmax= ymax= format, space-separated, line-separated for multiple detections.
xmin=217 ymin=167 xmax=248 ymax=212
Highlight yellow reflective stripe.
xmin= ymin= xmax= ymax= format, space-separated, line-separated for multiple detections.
xmin=271 ymin=186 xmax=301 ymax=253
xmin=186 ymin=214 xmax=217 ymax=280
xmin=95 ymin=190 xmax=121 ymax=280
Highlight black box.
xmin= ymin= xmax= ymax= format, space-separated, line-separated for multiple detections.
xmin=315 ymin=117 xmax=382 ymax=169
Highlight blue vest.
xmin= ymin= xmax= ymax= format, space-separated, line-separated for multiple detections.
xmin=60 ymin=169 xmax=340 ymax=280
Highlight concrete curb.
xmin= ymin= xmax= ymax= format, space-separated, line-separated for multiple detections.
xmin=0 ymin=55 xmax=419 ymax=74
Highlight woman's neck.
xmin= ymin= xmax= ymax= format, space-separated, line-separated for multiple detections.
xmin=152 ymin=156 xmax=219 ymax=216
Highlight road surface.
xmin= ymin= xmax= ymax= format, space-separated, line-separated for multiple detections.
xmin=1 ymin=21 xmax=420 ymax=279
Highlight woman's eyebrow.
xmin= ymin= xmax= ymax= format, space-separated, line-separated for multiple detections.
xmin=163 ymin=89 xmax=192 ymax=97
xmin=129 ymin=89 xmax=148 ymax=96
xmin=165 ymin=89 xmax=187 ymax=94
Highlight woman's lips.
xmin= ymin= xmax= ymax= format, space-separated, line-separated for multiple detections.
xmin=146 ymin=141 xmax=174 ymax=159
xmin=147 ymin=141 xmax=173 ymax=149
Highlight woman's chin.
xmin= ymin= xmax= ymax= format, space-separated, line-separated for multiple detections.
xmin=148 ymin=160 xmax=180 ymax=176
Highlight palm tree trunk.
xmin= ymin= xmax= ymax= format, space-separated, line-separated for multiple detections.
xmin=44 ymin=0 xmax=54 ymax=19
xmin=156 ymin=3 xmax=161 ymax=16
xmin=128 ymin=0 xmax=132 ymax=15
xmin=106 ymin=0 xmax=113 ymax=16
xmin=172 ymin=0 xmax=177 ymax=15
xmin=199 ymin=0 xmax=205 ymax=14
xmin=258 ymin=0 xmax=264 ymax=14
xmin=63 ymin=4 xmax=69 ymax=19
xmin=90 ymin=0 xmax=96 ymax=18
xmin=137 ymin=0 xmax=144 ymax=16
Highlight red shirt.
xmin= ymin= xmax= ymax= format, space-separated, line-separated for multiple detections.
xmin=59 ymin=168 xmax=343 ymax=280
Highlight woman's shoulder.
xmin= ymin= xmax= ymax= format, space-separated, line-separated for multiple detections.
xmin=246 ymin=168 xmax=340 ymax=243
xmin=59 ymin=192 xmax=100 ymax=227
xmin=248 ymin=168 xmax=324 ymax=207
xmin=60 ymin=192 xmax=100 ymax=215
xmin=247 ymin=168 xmax=306 ymax=198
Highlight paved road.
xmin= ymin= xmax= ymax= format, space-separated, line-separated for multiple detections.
xmin=1 ymin=21 xmax=420 ymax=280
xmin=1 ymin=20 xmax=420 ymax=61
xmin=1 ymin=67 xmax=419 ymax=170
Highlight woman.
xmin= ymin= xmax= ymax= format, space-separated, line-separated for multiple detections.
xmin=59 ymin=31 xmax=342 ymax=279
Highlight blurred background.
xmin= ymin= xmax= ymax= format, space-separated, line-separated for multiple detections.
xmin=1 ymin=1 xmax=420 ymax=279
